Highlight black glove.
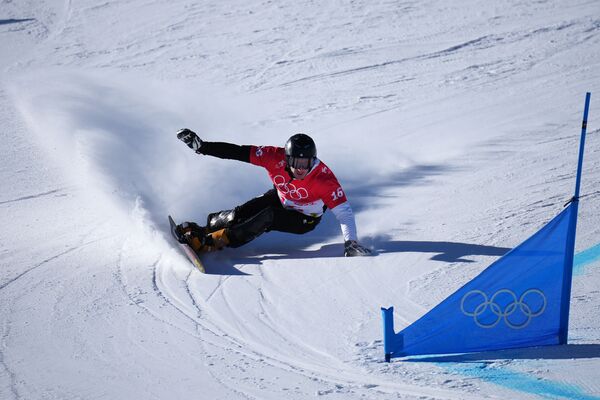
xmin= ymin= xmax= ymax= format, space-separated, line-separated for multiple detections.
xmin=177 ymin=128 xmax=203 ymax=153
xmin=344 ymin=240 xmax=372 ymax=257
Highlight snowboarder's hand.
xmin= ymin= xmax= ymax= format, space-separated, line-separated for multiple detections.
xmin=344 ymin=240 xmax=372 ymax=257
xmin=177 ymin=128 xmax=203 ymax=153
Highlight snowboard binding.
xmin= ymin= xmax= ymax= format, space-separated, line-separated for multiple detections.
xmin=176 ymin=222 xmax=229 ymax=253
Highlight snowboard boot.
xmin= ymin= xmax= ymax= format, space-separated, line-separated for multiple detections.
xmin=178 ymin=222 xmax=230 ymax=253
xmin=177 ymin=222 xmax=207 ymax=252
xmin=177 ymin=222 xmax=204 ymax=240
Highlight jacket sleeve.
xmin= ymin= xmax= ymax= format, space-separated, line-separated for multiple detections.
xmin=330 ymin=201 xmax=358 ymax=242
xmin=198 ymin=142 xmax=252 ymax=163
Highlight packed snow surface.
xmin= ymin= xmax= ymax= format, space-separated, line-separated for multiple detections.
xmin=1 ymin=0 xmax=600 ymax=399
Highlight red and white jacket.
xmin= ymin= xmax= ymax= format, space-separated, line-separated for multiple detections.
xmin=249 ymin=145 xmax=358 ymax=242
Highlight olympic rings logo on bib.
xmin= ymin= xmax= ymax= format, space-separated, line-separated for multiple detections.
xmin=460 ymin=289 xmax=547 ymax=329
xmin=273 ymin=175 xmax=309 ymax=200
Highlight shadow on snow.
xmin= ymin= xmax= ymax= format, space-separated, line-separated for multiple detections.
xmin=0 ymin=18 xmax=35 ymax=26
xmin=203 ymin=238 xmax=510 ymax=275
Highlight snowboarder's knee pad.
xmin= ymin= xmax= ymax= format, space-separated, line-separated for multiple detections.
xmin=207 ymin=209 xmax=237 ymax=231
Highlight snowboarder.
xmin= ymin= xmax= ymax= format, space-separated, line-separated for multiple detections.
xmin=175 ymin=128 xmax=372 ymax=257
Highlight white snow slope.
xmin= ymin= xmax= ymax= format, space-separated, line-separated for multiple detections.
xmin=1 ymin=0 xmax=600 ymax=399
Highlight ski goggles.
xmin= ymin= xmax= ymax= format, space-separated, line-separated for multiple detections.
xmin=287 ymin=156 xmax=314 ymax=170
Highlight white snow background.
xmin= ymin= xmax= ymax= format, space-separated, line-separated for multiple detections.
xmin=1 ymin=0 xmax=600 ymax=399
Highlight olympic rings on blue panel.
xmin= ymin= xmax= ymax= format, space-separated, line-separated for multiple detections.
xmin=460 ymin=289 xmax=547 ymax=329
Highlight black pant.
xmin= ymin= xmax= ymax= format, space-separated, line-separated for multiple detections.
xmin=206 ymin=189 xmax=321 ymax=248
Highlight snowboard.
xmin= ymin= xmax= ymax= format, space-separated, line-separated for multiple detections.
xmin=168 ymin=215 xmax=206 ymax=273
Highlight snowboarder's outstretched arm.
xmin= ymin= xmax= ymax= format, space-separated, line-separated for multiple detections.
xmin=177 ymin=128 xmax=251 ymax=163
xmin=331 ymin=202 xmax=372 ymax=257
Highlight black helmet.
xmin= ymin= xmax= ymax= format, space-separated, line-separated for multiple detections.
xmin=285 ymin=133 xmax=317 ymax=169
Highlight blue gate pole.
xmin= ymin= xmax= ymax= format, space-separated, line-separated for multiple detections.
xmin=574 ymin=92 xmax=591 ymax=200
xmin=559 ymin=92 xmax=591 ymax=344
xmin=381 ymin=307 xmax=395 ymax=362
